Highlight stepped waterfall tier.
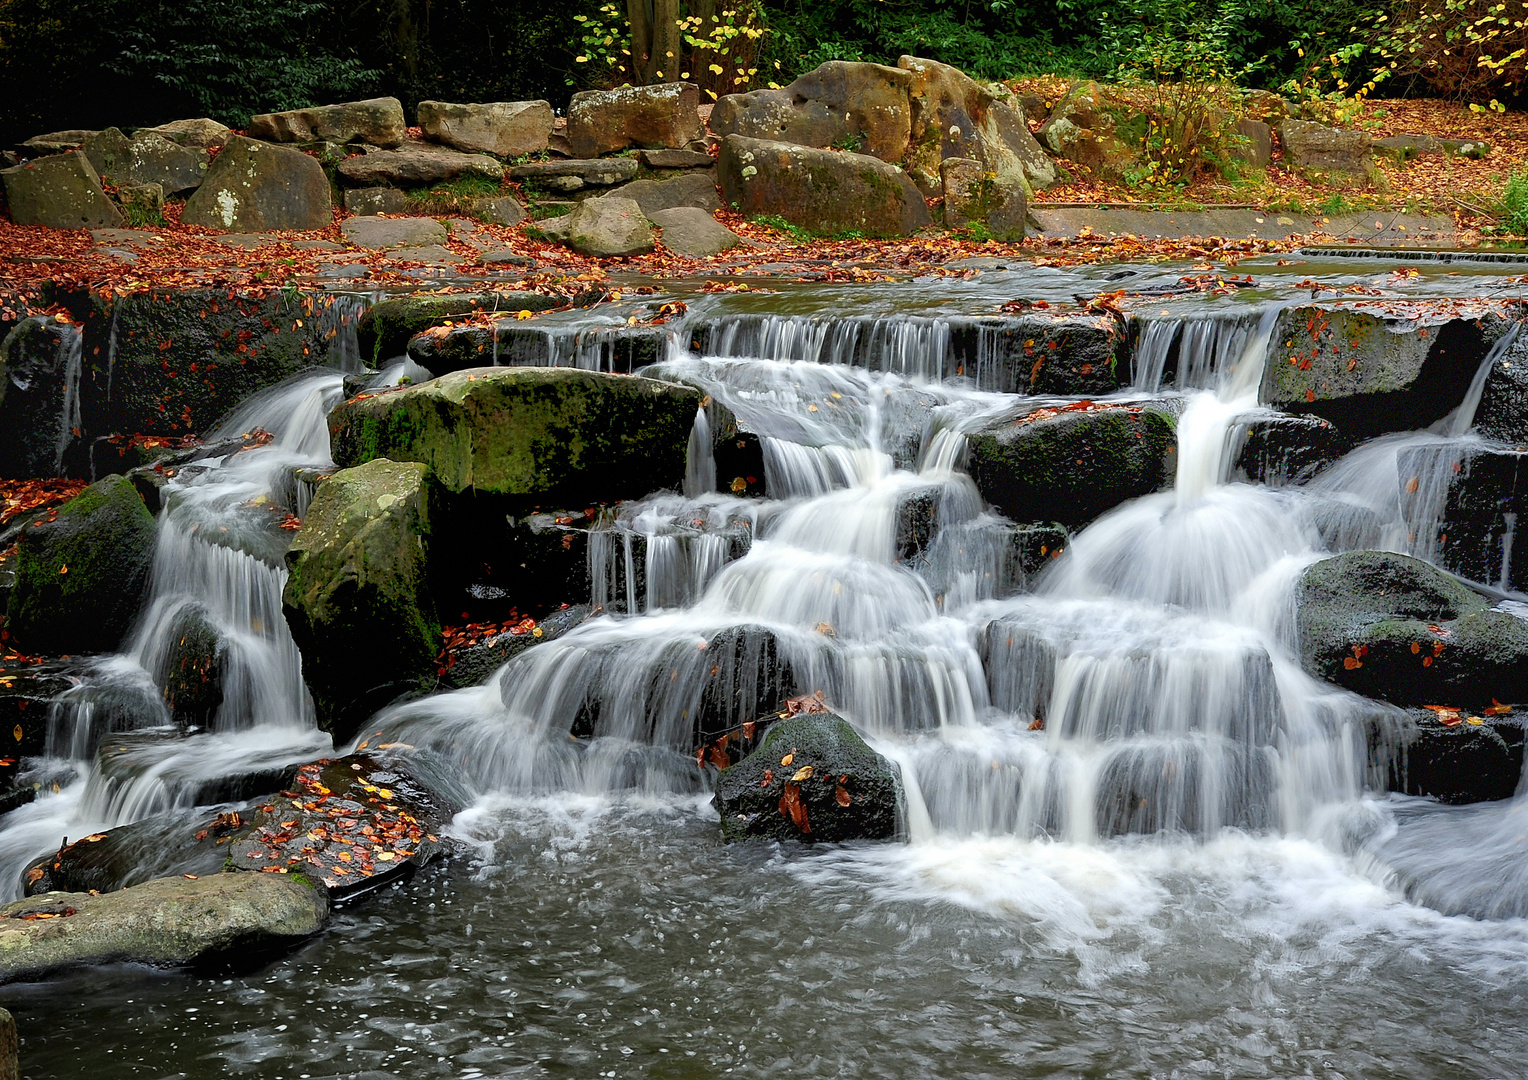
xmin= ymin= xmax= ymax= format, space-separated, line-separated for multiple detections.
xmin=0 ymin=254 xmax=1526 ymax=1077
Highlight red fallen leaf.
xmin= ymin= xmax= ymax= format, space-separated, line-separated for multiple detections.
xmin=1423 ymin=656 xmax=1433 ymax=667
xmin=760 ymin=767 xmax=774 ymax=787
xmin=835 ymin=783 xmax=851 ymax=807
xmin=779 ymin=782 xmax=811 ymax=833
xmin=1028 ymin=716 xmax=1044 ymax=730
xmin=1343 ymin=656 xmax=1363 ymax=670
xmin=1485 ymin=700 xmax=1514 ymax=716
xmin=742 ymin=721 xmax=756 ymax=739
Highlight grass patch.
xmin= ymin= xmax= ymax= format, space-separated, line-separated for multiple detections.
xmin=403 ymin=174 xmax=505 ymax=215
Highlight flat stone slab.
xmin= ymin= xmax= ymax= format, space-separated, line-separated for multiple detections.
xmin=337 ymin=147 xmax=504 ymax=187
xmin=0 ymin=873 xmax=327 ymax=983
xmin=639 ymin=148 xmax=715 ymax=168
xmin=341 ymin=216 xmax=449 ymax=249
xmin=1030 ymin=207 xmax=1457 ymax=243
xmin=509 ymin=158 xmax=639 ymax=186
xmin=652 ymin=206 xmax=742 ymax=257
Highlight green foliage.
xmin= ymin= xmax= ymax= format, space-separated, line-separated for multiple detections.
xmin=0 ymin=0 xmax=378 ymax=138
xmin=1498 ymin=169 xmax=1528 ymax=234
xmin=403 ymin=174 xmax=504 ymax=216
xmin=1372 ymin=0 xmax=1528 ymax=103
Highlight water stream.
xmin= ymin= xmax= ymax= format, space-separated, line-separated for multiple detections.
xmin=6 ymin=268 xmax=1528 ymax=1077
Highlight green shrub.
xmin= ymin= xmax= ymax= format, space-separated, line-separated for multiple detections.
xmin=1501 ymin=169 xmax=1528 ymax=234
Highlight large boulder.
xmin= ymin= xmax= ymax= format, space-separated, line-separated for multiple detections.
xmin=940 ymin=156 xmax=1026 ymax=240
xmin=335 ymin=147 xmax=504 ymax=187
xmin=5 ymin=474 xmax=156 ymax=656
xmin=0 ymin=150 xmax=122 ymax=229
xmin=0 ymin=317 xmax=85 ymax=478
xmin=711 ymin=62 xmax=913 ymax=162
xmin=0 ymin=873 xmax=327 ymax=983
xmin=418 ymin=100 xmax=553 ymax=157
xmin=343 ymin=187 xmax=408 ymax=216
xmin=1036 ymin=82 xmax=1142 ymax=181
xmin=1297 ymin=550 xmax=1528 ymax=710
xmin=712 ymin=712 xmax=902 ymax=843
xmin=651 ymin=207 xmax=742 ymax=257
xmin=180 ymin=135 xmax=331 ymax=232
xmin=966 ymin=403 xmax=1178 ymax=528
xmin=329 ymin=367 xmax=701 ymax=501
xmin=717 ymin=135 xmax=931 ymax=238
xmin=1263 ymin=301 xmax=1520 ymax=439
xmin=81 ymin=127 xmax=207 ymax=195
xmin=1279 ymin=120 xmax=1372 ymax=172
xmin=899 ymin=55 xmax=1055 ymax=195
xmin=247 ymin=97 xmax=407 ymax=148
xmin=566 ymin=83 xmax=703 ymax=158
xmin=563 ymin=196 xmax=655 ymax=258
xmin=139 ymin=118 xmax=232 ymax=149
xmin=1372 ymin=706 xmax=1525 ymax=804
xmin=610 ymin=172 xmax=720 ymax=217
xmin=283 ymin=459 xmax=439 ymax=740
xmin=1475 ymin=328 xmax=1528 ymax=443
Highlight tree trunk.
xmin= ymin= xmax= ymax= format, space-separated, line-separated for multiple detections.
xmin=628 ymin=0 xmax=681 ymax=83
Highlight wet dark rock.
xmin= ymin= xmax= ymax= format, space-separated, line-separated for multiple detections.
xmin=439 ymin=605 xmax=592 ymax=690
xmin=718 ymin=135 xmax=932 ymax=238
xmin=157 ymin=607 xmax=226 ymax=727
xmin=713 ymin=713 xmax=901 ymax=843
xmin=712 ymin=62 xmax=913 ymax=162
xmin=224 ymin=753 xmax=460 ymax=901
xmin=1262 ymin=302 xmax=1521 ymax=439
xmin=87 ymin=432 xmax=253 ymax=482
xmin=1475 ymin=329 xmax=1528 ymax=444
xmin=916 ymin=519 xmax=1068 ymax=604
xmin=283 ymin=459 xmax=439 ymax=742
xmin=0 ymin=316 xmax=85 ymax=479
xmin=430 ymin=499 xmax=600 ymax=623
xmin=329 ymin=367 xmax=702 ymax=503
xmin=247 ymin=98 xmax=407 ymax=148
xmin=966 ymin=403 xmax=1178 ymax=529
xmin=895 ymin=485 xmax=942 ymax=562
xmin=1229 ymin=413 xmax=1349 ymax=486
xmin=1399 ymin=442 xmax=1527 ymax=593
xmin=1368 ymin=705 xmax=1525 ymax=804
xmin=355 ymin=292 xmax=564 ymax=367
xmin=414 ymin=321 xmax=666 ymax=376
xmin=181 ymin=136 xmax=331 ymax=233
xmin=23 ymin=805 xmax=233 ymax=896
xmin=1297 ymin=550 xmax=1528 ymax=710
xmin=567 ymin=83 xmax=703 ymax=159
xmin=948 ymin=312 xmax=1127 ymax=395
xmin=0 ymin=872 xmax=328 ymax=983
xmin=0 ymin=662 xmax=77 ymax=757
xmin=5 ymin=475 xmax=156 ymax=656
xmin=0 ymin=150 xmax=122 ymax=229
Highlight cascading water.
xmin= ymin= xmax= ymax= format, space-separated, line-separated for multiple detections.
xmin=0 ymin=371 xmax=346 ymax=892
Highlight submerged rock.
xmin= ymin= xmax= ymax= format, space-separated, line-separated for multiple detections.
xmin=1297 ymin=550 xmax=1528 ymax=710
xmin=438 ymin=605 xmax=592 ymax=690
xmin=157 ymin=606 xmax=227 ymax=727
xmin=966 ymin=402 xmax=1177 ymax=528
xmin=713 ymin=713 xmax=901 ymax=843
xmin=1399 ymin=442 xmax=1528 ymax=593
xmin=283 ymin=459 xmax=439 ymax=741
xmin=0 ymin=872 xmax=327 ymax=983
xmin=1369 ymin=705 xmax=1525 ymax=804
xmin=329 ymin=367 xmax=702 ymax=504
xmin=0 ymin=316 xmax=86 ymax=478
xmin=717 ymin=135 xmax=932 ymax=238
xmin=5 ymin=475 xmax=156 ymax=656
xmin=1229 ymin=413 xmax=1349 ymax=486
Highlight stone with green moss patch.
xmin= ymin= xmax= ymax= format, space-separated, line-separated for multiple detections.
xmin=329 ymin=367 xmax=702 ymax=503
xmin=356 ymin=292 xmax=564 ymax=367
xmin=6 ymin=474 xmax=156 ymax=655
xmin=282 ymin=458 xmax=438 ymax=740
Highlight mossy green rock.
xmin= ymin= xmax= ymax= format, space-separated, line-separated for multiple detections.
xmin=6 ymin=474 xmax=156 ymax=655
xmin=0 ymin=873 xmax=327 ymax=984
xmin=966 ymin=404 xmax=1177 ymax=528
xmin=713 ymin=713 xmax=901 ymax=843
xmin=329 ymin=367 xmax=702 ymax=502
xmin=1298 ymin=550 xmax=1528 ymax=709
xmin=355 ymin=292 xmax=564 ymax=367
xmin=283 ymin=459 xmax=439 ymax=741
